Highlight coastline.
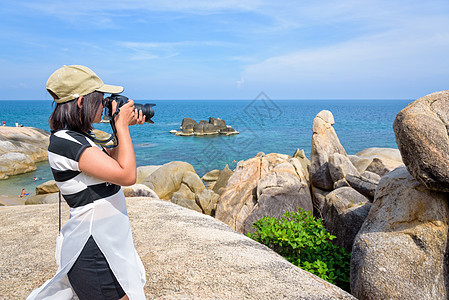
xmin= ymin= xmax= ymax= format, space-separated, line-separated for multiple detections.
xmin=0 ymin=195 xmax=26 ymax=206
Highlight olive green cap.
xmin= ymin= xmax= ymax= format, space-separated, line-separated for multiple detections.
xmin=46 ymin=65 xmax=124 ymax=103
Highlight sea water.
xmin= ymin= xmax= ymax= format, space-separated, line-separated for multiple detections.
xmin=0 ymin=97 xmax=411 ymax=197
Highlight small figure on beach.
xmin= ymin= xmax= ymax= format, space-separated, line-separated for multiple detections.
xmin=19 ymin=189 xmax=29 ymax=197
xmin=2 ymin=120 xmax=5 ymax=126
xmin=15 ymin=122 xmax=18 ymax=127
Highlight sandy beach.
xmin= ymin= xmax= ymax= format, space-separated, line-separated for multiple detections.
xmin=0 ymin=195 xmax=26 ymax=206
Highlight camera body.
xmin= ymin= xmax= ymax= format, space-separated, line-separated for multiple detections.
xmin=104 ymin=94 xmax=155 ymax=123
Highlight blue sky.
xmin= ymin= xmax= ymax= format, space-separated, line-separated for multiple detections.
xmin=0 ymin=0 xmax=448 ymax=100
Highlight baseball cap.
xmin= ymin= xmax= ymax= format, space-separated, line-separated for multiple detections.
xmin=46 ymin=65 xmax=124 ymax=103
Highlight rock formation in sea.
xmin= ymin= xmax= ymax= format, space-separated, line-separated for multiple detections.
xmin=171 ymin=117 xmax=239 ymax=136
xmin=0 ymin=127 xmax=50 ymax=179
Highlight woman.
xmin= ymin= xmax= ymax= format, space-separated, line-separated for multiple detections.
xmin=27 ymin=65 xmax=146 ymax=300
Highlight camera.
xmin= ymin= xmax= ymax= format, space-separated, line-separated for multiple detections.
xmin=104 ymin=94 xmax=155 ymax=123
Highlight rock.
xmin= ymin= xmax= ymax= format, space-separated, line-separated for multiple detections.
xmin=0 ymin=198 xmax=355 ymax=299
xmin=333 ymin=178 xmax=350 ymax=189
xmin=123 ymin=184 xmax=159 ymax=198
xmin=311 ymin=185 xmax=330 ymax=219
xmin=292 ymin=148 xmax=311 ymax=180
xmin=393 ymin=91 xmax=449 ymax=191
xmin=201 ymin=169 xmax=221 ymax=182
xmin=328 ymin=153 xmax=360 ymax=183
xmin=365 ymin=157 xmax=399 ymax=177
xmin=35 ymin=180 xmax=59 ymax=195
xmin=360 ymin=171 xmax=381 ymax=184
xmin=310 ymin=110 xmax=347 ymax=190
xmin=141 ymin=161 xmax=196 ymax=200
xmin=25 ymin=192 xmax=60 ymax=205
xmin=172 ymin=183 xmax=196 ymax=201
xmin=136 ymin=165 xmax=160 ymax=184
xmin=194 ymin=120 xmax=217 ymax=134
xmin=181 ymin=117 xmax=198 ymax=130
xmin=181 ymin=171 xmax=205 ymax=194
xmin=322 ymin=187 xmax=371 ymax=253
xmin=174 ymin=117 xmax=239 ymax=136
xmin=345 ymin=175 xmax=378 ymax=199
xmin=350 ymin=147 xmax=403 ymax=175
xmin=212 ymin=165 xmax=234 ymax=195
xmin=0 ymin=152 xmax=36 ymax=179
xmin=244 ymin=162 xmax=313 ymax=233
xmin=209 ymin=117 xmax=227 ymax=130
xmin=351 ymin=167 xmax=449 ymax=299
xmin=195 ymin=189 xmax=220 ymax=216
xmin=0 ymin=127 xmax=50 ymax=179
xmin=215 ymin=153 xmax=312 ymax=234
xmin=171 ymin=192 xmax=202 ymax=213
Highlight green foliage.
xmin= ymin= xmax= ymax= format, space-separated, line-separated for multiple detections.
xmin=247 ymin=209 xmax=351 ymax=291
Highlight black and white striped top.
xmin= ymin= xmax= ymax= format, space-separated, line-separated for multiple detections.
xmin=48 ymin=129 xmax=121 ymax=208
xmin=28 ymin=129 xmax=147 ymax=299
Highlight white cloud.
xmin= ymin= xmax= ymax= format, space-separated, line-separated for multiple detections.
xmin=241 ymin=16 xmax=449 ymax=98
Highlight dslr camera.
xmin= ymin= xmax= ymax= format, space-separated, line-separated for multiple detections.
xmin=104 ymin=94 xmax=156 ymax=123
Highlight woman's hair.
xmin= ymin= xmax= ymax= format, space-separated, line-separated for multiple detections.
xmin=49 ymin=91 xmax=103 ymax=132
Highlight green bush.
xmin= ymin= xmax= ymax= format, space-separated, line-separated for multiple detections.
xmin=247 ymin=208 xmax=351 ymax=291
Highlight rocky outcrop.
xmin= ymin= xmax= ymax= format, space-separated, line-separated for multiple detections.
xmin=215 ymin=153 xmax=312 ymax=234
xmin=310 ymin=110 xmax=347 ymax=190
xmin=393 ymin=90 xmax=449 ymax=192
xmin=351 ymin=167 xmax=449 ymax=299
xmin=0 ymin=127 xmax=50 ymax=179
xmin=172 ymin=117 xmax=239 ymax=136
xmin=0 ymin=198 xmax=355 ymax=299
xmin=141 ymin=161 xmax=203 ymax=200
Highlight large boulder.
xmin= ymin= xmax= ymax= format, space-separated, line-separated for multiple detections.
xmin=0 ymin=198 xmax=356 ymax=299
xmin=310 ymin=110 xmax=347 ymax=190
xmin=0 ymin=127 xmax=50 ymax=179
xmin=195 ymin=189 xmax=220 ymax=216
xmin=35 ymin=180 xmax=59 ymax=195
xmin=141 ymin=161 xmax=197 ymax=200
xmin=136 ymin=165 xmax=160 ymax=184
xmin=351 ymin=167 xmax=449 ymax=299
xmin=393 ymin=90 xmax=449 ymax=192
xmin=322 ymin=187 xmax=371 ymax=253
xmin=25 ymin=192 xmax=60 ymax=205
xmin=215 ymin=153 xmax=312 ymax=234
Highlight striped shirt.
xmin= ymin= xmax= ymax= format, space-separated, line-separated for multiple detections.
xmin=27 ymin=129 xmax=146 ymax=300
xmin=48 ymin=129 xmax=120 ymax=207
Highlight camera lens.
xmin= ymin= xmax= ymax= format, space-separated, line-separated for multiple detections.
xmin=135 ymin=103 xmax=155 ymax=123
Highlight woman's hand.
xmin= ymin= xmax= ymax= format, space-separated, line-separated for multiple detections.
xmin=111 ymin=99 xmax=146 ymax=128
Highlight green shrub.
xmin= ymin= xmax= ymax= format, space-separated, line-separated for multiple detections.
xmin=247 ymin=208 xmax=351 ymax=291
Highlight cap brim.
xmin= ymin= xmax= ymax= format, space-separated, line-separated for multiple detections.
xmin=96 ymin=84 xmax=124 ymax=94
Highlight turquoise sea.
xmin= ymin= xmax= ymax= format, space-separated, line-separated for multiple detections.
xmin=0 ymin=96 xmax=411 ymax=197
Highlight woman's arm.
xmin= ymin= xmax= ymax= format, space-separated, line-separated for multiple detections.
xmin=79 ymin=100 xmax=145 ymax=186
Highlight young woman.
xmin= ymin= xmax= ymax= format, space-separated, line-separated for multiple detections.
xmin=27 ymin=65 xmax=146 ymax=300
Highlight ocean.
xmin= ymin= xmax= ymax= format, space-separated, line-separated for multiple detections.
xmin=0 ymin=96 xmax=411 ymax=197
